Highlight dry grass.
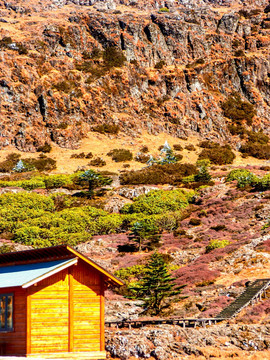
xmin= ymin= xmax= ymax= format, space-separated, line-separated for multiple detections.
xmin=0 ymin=131 xmax=268 ymax=174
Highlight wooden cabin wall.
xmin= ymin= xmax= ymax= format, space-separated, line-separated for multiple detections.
xmin=28 ymin=268 xmax=69 ymax=354
xmin=0 ymin=287 xmax=27 ymax=355
xmin=72 ymin=260 xmax=103 ymax=352
xmin=28 ymin=261 xmax=104 ymax=355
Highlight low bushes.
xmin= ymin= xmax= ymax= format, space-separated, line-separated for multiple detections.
xmin=107 ymin=149 xmax=133 ymax=162
xmin=88 ymin=157 xmax=106 ymax=167
xmin=92 ymin=123 xmax=120 ymax=135
xmin=120 ymin=163 xmax=197 ymax=185
xmin=198 ymin=142 xmax=235 ymax=165
xmin=205 ymin=239 xmax=231 ymax=253
xmin=0 ymin=192 xmax=125 ymax=247
xmin=226 ymin=168 xmax=270 ymax=190
xmin=240 ymin=142 xmax=270 ymax=160
xmin=221 ymin=92 xmax=256 ymax=126
xmin=37 ymin=142 xmax=52 ymax=153
xmin=0 ymin=153 xmax=21 ymax=172
xmin=121 ymin=189 xmax=195 ymax=215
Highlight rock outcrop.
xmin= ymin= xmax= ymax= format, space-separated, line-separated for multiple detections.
xmin=0 ymin=0 xmax=270 ymax=150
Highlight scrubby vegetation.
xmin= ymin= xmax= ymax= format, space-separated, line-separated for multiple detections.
xmin=120 ymin=163 xmax=197 ymax=185
xmin=198 ymin=142 xmax=235 ymax=165
xmin=107 ymin=149 xmax=133 ymax=162
xmin=121 ymin=189 xmax=195 ymax=215
xmin=222 ymin=92 xmax=256 ymax=126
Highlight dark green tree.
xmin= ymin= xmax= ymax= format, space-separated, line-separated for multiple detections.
xmin=194 ymin=159 xmax=211 ymax=183
xmin=78 ymin=170 xmax=112 ymax=199
xmin=128 ymin=220 xmax=160 ymax=252
xmin=128 ymin=252 xmax=184 ymax=315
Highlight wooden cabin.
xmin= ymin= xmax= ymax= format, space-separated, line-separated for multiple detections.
xmin=0 ymin=245 xmax=123 ymax=358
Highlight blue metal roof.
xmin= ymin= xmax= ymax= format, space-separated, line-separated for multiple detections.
xmin=0 ymin=259 xmax=76 ymax=289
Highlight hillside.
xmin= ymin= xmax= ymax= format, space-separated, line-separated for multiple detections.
xmin=1 ymin=1 xmax=270 ymax=360
xmin=0 ymin=0 xmax=270 ymax=152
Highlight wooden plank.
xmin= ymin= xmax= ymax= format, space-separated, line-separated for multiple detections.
xmin=66 ymin=246 xmax=123 ymax=286
xmin=100 ymin=279 xmax=105 ymax=352
xmin=26 ymin=350 xmax=107 ymax=359
xmin=69 ymin=267 xmax=74 ymax=353
xmin=26 ymin=290 xmax=31 ymax=355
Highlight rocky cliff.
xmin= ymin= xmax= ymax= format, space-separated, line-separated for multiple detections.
xmin=0 ymin=0 xmax=270 ymax=150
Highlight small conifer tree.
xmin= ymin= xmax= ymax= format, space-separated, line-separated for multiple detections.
xmin=78 ymin=169 xmax=112 ymax=198
xmin=128 ymin=252 xmax=184 ymax=315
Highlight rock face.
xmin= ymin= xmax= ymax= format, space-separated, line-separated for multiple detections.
xmin=105 ymin=324 xmax=270 ymax=360
xmin=0 ymin=1 xmax=270 ymax=150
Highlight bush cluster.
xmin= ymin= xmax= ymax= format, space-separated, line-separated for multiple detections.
xmin=240 ymin=142 xmax=270 ymax=160
xmin=70 ymin=152 xmax=93 ymax=159
xmin=0 ymin=193 xmax=123 ymax=247
xmin=37 ymin=142 xmax=52 ymax=153
xmin=107 ymin=149 xmax=133 ymax=162
xmin=221 ymin=92 xmax=256 ymax=126
xmin=121 ymin=189 xmax=195 ymax=215
xmin=226 ymin=168 xmax=270 ymax=190
xmin=92 ymin=123 xmax=120 ymax=135
xmin=0 ymin=154 xmax=56 ymax=173
xmin=135 ymin=153 xmax=150 ymax=163
xmin=0 ymin=153 xmax=21 ymax=172
xmin=88 ymin=157 xmax=106 ymax=167
xmin=120 ymin=163 xmax=197 ymax=185
xmin=198 ymin=142 xmax=235 ymax=165
xmin=206 ymin=239 xmax=230 ymax=253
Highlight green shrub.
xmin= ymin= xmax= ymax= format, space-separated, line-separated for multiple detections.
xmin=53 ymin=80 xmax=76 ymax=93
xmin=135 ymin=153 xmax=150 ymax=163
xmin=189 ymin=218 xmax=201 ymax=226
xmin=120 ymin=163 xmax=197 ymax=185
xmin=173 ymin=144 xmax=183 ymax=151
xmin=37 ymin=142 xmax=52 ymax=153
xmin=240 ymin=142 xmax=270 ymax=160
xmin=226 ymin=169 xmax=258 ymax=188
xmin=198 ymin=143 xmax=235 ymax=165
xmin=234 ymin=49 xmax=245 ymax=57
xmin=159 ymin=7 xmax=170 ymax=12
xmin=43 ymin=174 xmax=73 ymax=189
xmin=114 ymin=264 xmax=146 ymax=282
xmin=88 ymin=157 xmax=106 ymax=167
xmin=185 ymin=144 xmax=196 ymax=151
xmin=107 ymin=149 xmax=133 ymax=162
xmin=154 ymin=60 xmax=166 ymax=69
xmin=221 ymin=92 xmax=256 ymax=126
xmin=103 ymin=47 xmax=126 ymax=68
xmin=24 ymin=155 xmax=56 ymax=171
xmin=226 ymin=169 xmax=254 ymax=182
xmin=121 ymin=189 xmax=194 ymax=215
xmin=206 ymin=239 xmax=230 ymax=253
xmin=253 ymin=174 xmax=270 ymax=191
xmin=92 ymin=123 xmax=120 ymax=134
xmin=0 ymin=153 xmax=21 ymax=173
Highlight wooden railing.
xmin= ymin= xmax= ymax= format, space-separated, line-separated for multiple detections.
xmin=217 ymin=278 xmax=270 ymax=319
xmin=105 ymin=278 xmax=270 ymax=329
xmin=105 ymin=317 xmax=226 ymax=329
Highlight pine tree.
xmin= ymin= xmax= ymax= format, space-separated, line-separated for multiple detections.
xmin=78 ymin=170 xmax=112 ymax=198
xmin=128 ymin=252 xmax=184 ymax=315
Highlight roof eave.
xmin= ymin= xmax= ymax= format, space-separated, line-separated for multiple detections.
xmin=66 ymin=246 xmax=124 ymax=286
